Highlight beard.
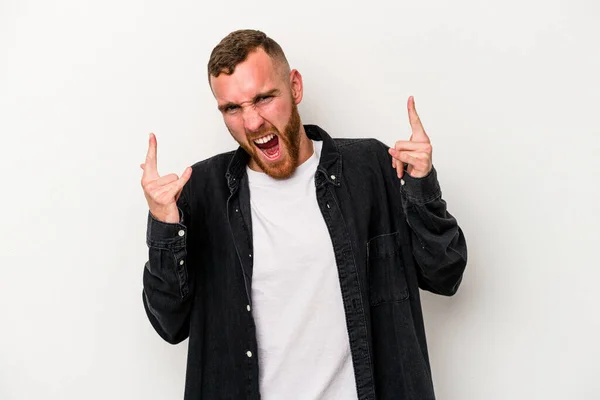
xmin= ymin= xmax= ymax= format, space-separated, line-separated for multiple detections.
xmin=236 ymin=101 xmax=302 ymax=180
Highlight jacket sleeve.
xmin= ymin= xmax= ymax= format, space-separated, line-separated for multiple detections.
xmin=142 ymin=191 xmax=194 ymax=344
xmin=399 ymin=165 xmax=468 ymax=296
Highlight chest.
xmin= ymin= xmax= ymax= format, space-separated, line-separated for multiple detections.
xmin=249 ymin=182 xmax=335 ymax=282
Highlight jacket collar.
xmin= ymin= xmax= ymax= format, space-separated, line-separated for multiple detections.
xmin=225 ymin=124 xmax=342 ymax=193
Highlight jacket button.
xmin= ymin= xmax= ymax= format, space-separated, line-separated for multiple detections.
xmin=247 ymin=305 xmax=251 ymax=312
xmin=246 ymin=351 xmax=252 ymax=358
xmin=178 ymin=230 xmax=185 ymax=236
xmin=330 ymin=175 xmax=336 ymax=180
xmin=179 ymin=260 xmax=184 ymax=265
xmin=400 ymin=179 xmax=405 ymax=186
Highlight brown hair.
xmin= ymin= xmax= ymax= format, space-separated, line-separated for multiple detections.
xmin=207 ymin=29 xmax=289 ymax=84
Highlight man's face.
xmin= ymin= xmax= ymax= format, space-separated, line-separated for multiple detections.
xmin=210 ymin=48 xmax=303 ymax=179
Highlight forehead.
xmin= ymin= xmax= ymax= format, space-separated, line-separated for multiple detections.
xmin=211 ymin=48 xmax=282 ymax=104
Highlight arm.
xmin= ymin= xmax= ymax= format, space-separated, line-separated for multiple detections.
xmin=139 ymin=132 xmax=194 ymax=343
xmin=387 ymin=96 xmax=467 ymax=296
xmin=142 ymin=194 xmax=194 ymax=344
xmin=399 ymin=166 xmax=467 ymax=296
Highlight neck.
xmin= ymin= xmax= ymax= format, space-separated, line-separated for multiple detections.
xmin=295 ymin=125 xmax=314 ymax=167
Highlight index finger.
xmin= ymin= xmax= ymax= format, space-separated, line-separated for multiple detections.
xmin=144 ymin=133 xmax=158 ymax=176
xmin=407 ymin=96 xmax=426 ymax=136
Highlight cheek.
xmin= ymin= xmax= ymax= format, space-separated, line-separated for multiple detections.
xmin=264 ymin=101 xmax=292 ymax=129
xmin=224 ymin=117 xmax=246 ymax=140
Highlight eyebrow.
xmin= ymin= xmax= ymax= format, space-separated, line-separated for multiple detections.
xmin=217 ymin=89 xmax=281 ymax=112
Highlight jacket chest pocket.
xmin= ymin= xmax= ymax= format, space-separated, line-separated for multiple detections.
xmin=367 ymin=231 xmax=410 ymax=306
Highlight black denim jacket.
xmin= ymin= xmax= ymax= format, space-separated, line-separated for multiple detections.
xmin=143 ymin=124 xmax=467 ymax=400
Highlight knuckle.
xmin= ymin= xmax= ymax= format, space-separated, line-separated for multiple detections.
xmin=152 ymin=191 xmax=167 ymax=204
xmin=146 ymin=181 xmax=159 ymax=193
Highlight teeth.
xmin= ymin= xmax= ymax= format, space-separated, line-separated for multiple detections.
xmin=253 ymin=133 xmax=275 ymax=145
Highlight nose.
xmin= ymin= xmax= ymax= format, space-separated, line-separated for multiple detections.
xmin=242 ymin=106 xmax=265 ymax=134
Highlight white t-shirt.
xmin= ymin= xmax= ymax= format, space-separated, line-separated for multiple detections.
xmin=247 ymin=140 xmax=358 ymax=399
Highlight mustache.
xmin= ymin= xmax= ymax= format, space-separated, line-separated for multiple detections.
xmin=247 ymin=130 xmax=280 ymax=141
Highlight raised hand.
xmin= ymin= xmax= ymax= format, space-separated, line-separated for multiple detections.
xmin=140 ymin=133 xmax=192 ymax=223
xmin=388 ymin=96 xmax=433 ymax=179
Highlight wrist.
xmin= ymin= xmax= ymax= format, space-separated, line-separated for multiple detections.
xmin=150 ymin=205 xmax=180 ymax=224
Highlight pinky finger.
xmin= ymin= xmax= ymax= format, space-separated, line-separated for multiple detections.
xmin=160 ymin=173 xmax=190 ymax=200
xmin=178 ymin=167 xmax=192 ymax=187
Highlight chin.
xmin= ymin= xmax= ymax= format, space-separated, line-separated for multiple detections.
xmin=254 ymin=151 xmax=297 ymax=180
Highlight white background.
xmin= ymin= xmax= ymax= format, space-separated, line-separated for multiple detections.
xmin=1 ymin=0 xmax=599 ymax=399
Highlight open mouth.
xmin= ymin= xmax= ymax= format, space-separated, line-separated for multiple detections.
xmin=253 ymin=133 xmax=281 ymax=161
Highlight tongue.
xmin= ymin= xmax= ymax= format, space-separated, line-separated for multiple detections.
xmin=264 ymin=145 xmax=278 ymax=157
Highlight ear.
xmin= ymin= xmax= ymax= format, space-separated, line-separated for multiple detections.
xmin=289 ymin=69 xmax=303 ymax=105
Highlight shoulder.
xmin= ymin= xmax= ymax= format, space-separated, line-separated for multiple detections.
xmin=331 ymin=137 xmax=396 ymax=185
xmin=182 ymin=150 xmax=236 ymax=202
xmin=333 ymin=137 xmax=390 ymax=161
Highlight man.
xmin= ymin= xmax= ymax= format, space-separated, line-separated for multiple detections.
xmin=140 ymin=29 xmax=467 ymax=400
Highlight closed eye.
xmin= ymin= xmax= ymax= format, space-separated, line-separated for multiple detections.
xmin=219 ymin=90 xmax=279 ymax=114
xmin=256 ymin=95 xmax=273 ymax=103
